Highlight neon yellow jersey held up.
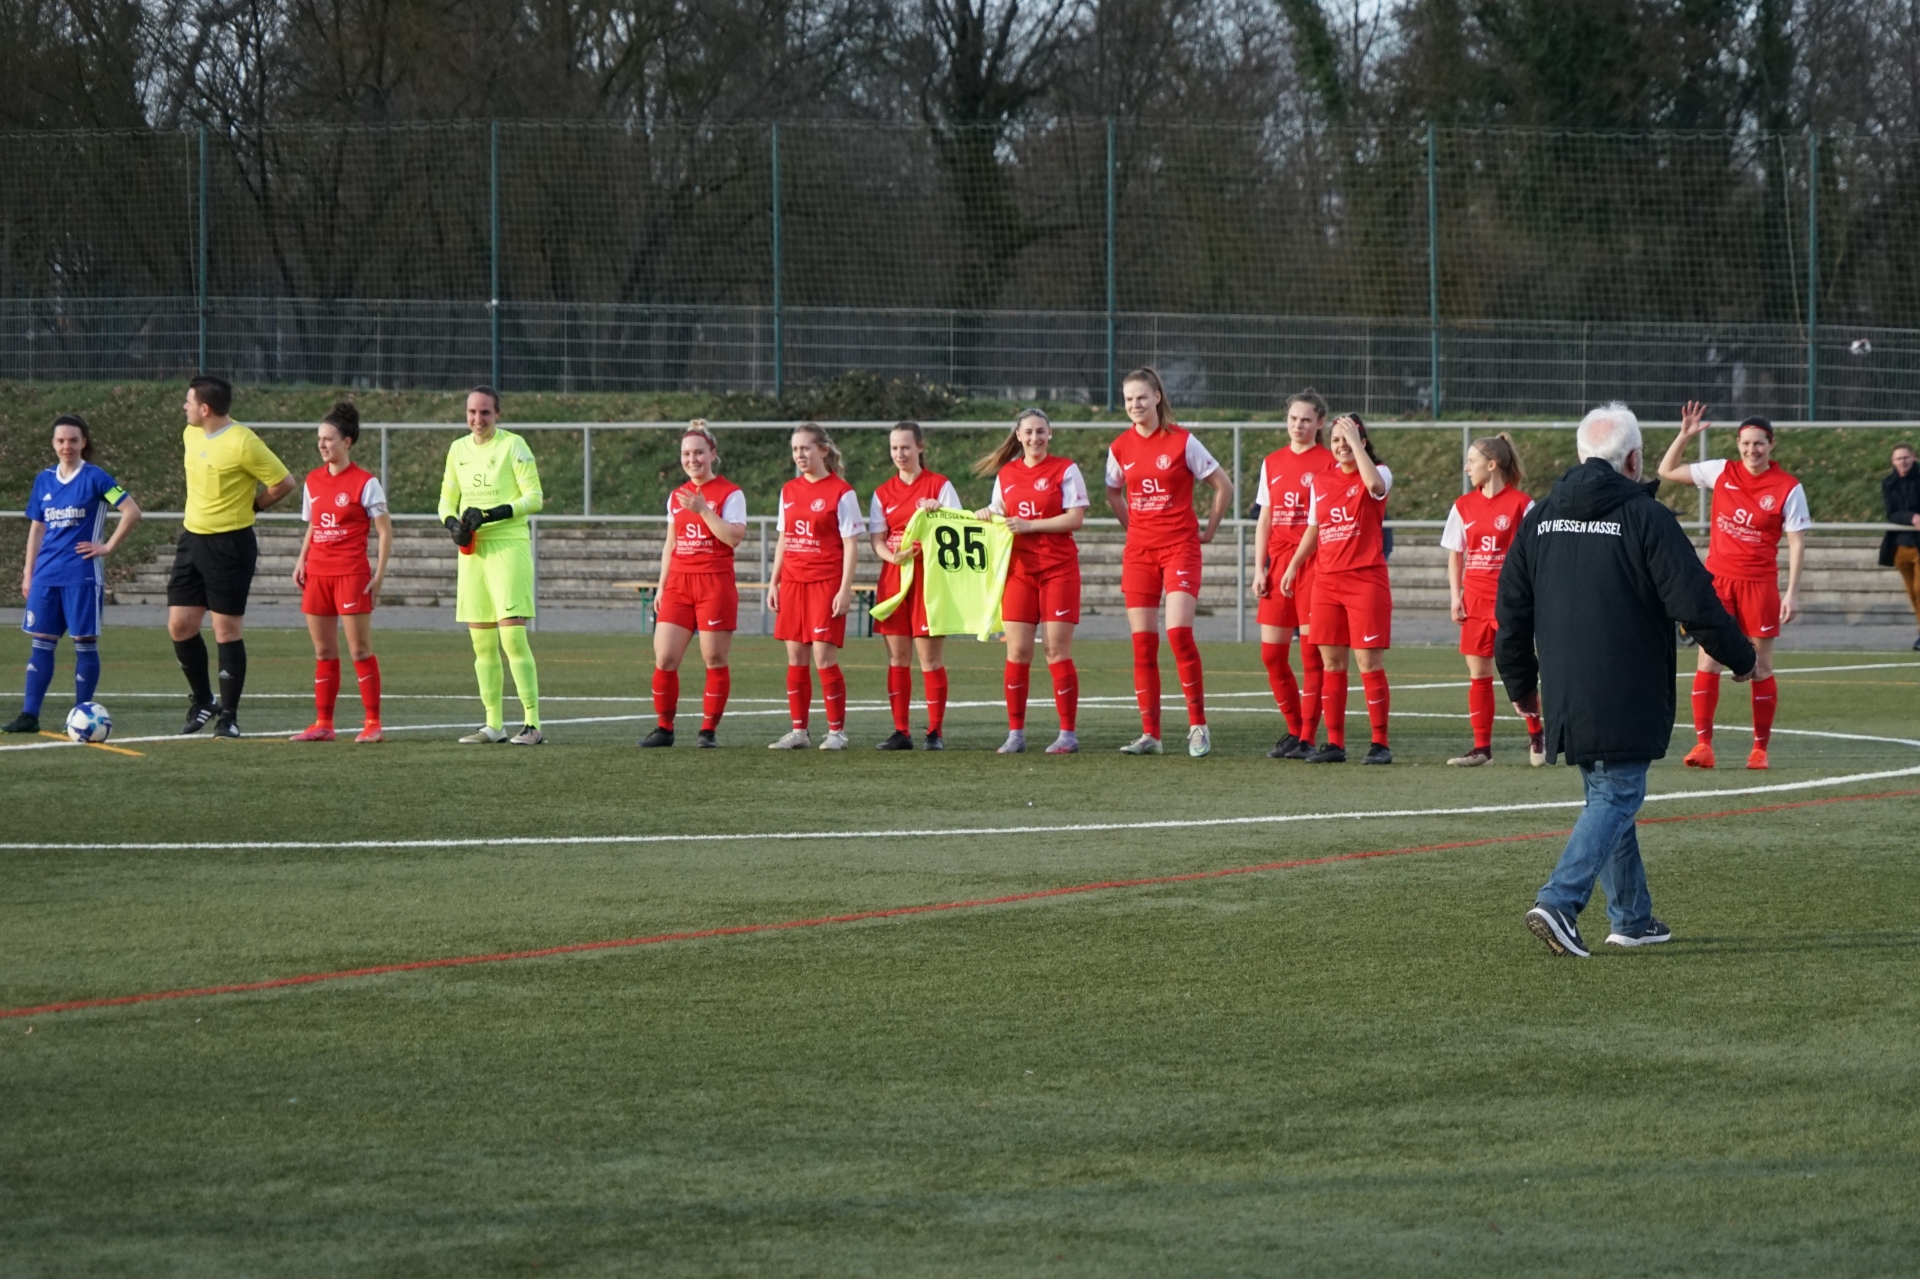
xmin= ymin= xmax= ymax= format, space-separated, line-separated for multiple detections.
xmin=870 ymin=508 xmax=1013 ymax=639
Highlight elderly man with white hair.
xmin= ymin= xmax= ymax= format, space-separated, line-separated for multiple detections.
xmin=1494 ymin=402 xmax=1755 ymax=957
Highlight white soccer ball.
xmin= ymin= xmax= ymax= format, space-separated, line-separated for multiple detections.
xmin=66 ymin=701 xmax=112 ymax=743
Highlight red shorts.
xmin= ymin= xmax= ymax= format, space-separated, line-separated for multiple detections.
xmin=1257 ymin=554 xmax=1314 ymax=630
xmin=1002 ymin=562 xmax=1081 ymax=625
xmin=1121 ymin=543 xmax=1203 ymax=609
xmin=1459 ymin=609 xmax=1497 ymax=658
xmin=301 ymin=571 xmax=374 ymax=617
xmin=1714 ymin=574 xmax=1781 ymax=638
xmin=872 ymin=565 xmax=930 ymax=637
xmin=772 ymin=576 xmax=847 ymax=647
xmin=1311 ymin=564 xmax=1392 ymax=650
xmin=657 ymin=571 xmax=738 ymax=633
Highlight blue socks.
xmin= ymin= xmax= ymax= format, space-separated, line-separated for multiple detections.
xmin=23 ymin=638 xmax=56 ymax=716
xmin=73 ymin=639 xmax=100 ymax=705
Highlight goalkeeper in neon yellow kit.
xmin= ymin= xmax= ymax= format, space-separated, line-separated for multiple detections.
xmin=440 ymin=386 xmax=546 ymax=744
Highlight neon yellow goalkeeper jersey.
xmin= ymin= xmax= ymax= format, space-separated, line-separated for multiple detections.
xmin=870 ymin=508 xmax=1014 ymax=639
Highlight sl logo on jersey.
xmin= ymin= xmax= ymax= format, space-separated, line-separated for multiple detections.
xmin=1494 ymin=514 xmax=1511 ymax=531
xmin=810 ymin=498 xmax=826 ymax=512
xmin=334 ymin=492 xmax=350 ymax=507
xmin=1155 ymin=454 xmax=1173 ymax=470
xmin=1759 ymin=494 xmax=1777 ymax=510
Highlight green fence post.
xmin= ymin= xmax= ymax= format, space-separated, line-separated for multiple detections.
xmin=1106 ymin=116 xmax=1117 ymax=411
xmin=1805 ymin=132 xmax=1819 ymax=422
xmin=1427 ymin=123 xmax=1448 ymax=471
xmin=197 ymin=125 xmax=209 ymax=374
xmin=489 ymin=120 xmax=501 ymax=389
xmin=771 ymin=121 xmax=784 ymax=400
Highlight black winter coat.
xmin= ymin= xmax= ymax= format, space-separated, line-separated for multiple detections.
xmin=1880 ymin=467 xmax=1920 ymax=566
xmin=1495 ymin=458 xmax=1756 ymax=766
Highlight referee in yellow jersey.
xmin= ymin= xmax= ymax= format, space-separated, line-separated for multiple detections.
xmin=440 ymin=386 xmax=546 ymax=744
xmin=168 ymin=376 xmax=296 ymax=737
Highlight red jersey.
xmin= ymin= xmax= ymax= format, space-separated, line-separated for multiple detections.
xmin=667 ymin=476 xmax=747 ymax=573
xmin=1258 ymin=444 xmax=1338 ymax=548
xmin=1105 ymin=424 xmax=1220 ymax=550
xmin=870 ymin=470 xmax=961 ymax=599
xmin=300 ymin=463 xmax=387 ymax=575
xmin=1441 ymin=484 xmax=1535 ymax=610
xmin=993 ymin=454 xmax=1089 ymax=574
xmin=1307 ymin=464 xmax=1395 ymax=574
xmin=1692 ymin=459 xmax=1811 ymax=582
xmin=777 ymin=472 xmax=863 ymax=583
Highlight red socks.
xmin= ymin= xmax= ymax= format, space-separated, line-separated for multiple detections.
xmin=1049 ymin=659 xmax=1078 ymax=731
xmin=1168 ymin=627 xmax=1205 ymax=727
xmin=821 ymin=665 xmax=847 ymax=733
xmin=1362 ymin=668 xmax=1390 ymax=747
xmin=652 ymin=668 xmax=679 ymax=728
xmin=887 ymin=665 xmax=912 ymax=733
xmin=786 ymin=665 xmax=811 ymax=730
xmin=352 ymin=656 xmax=380 ymax=721
xmin=313 ymin=658 xmax=341 ymax=726
xmin=1751 ymin=675 xmax=1778 ymax=750
xmin=1300 ymin=641 xmax=1325 ymax=741
xmin=1468 ymin=676 xmax=1496 ymax=751
xmin=1322 ymin=668 xmax=1349 ymax=747
xmin=1131 ymin=631 xmax=1162 ymax=738
xmin=924 ymin=668 xmax=948 ymax=735
xmin=1692 ymin=670 xmax=1721 ymax=743
xmin=701 ymin=667 xmax=730 ymax=731
xmin=1004 ymin=661 xmax=1030 ymax=730
xmin=1261 ymin=640 xmax=1303 ymax=737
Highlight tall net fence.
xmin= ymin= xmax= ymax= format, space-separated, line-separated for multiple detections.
xmin=5 ymin=121 xmax=1920 ymax=415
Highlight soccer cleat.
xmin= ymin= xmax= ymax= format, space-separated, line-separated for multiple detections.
xmin=1303 ymin=743 xmax=1347 ymax=764
xmin=997 ymin=730 xmax=1027 ymax=754
xmin=212 ymin=714 xmax=241 ymax=739
xmin=819 ymin=729 xmax=850 ymax=751
xmin=1266 ymin=733 xmax=1302 ymax=759
xmin=1362 ymin=742 xmax=1393 ymax=765
xmin=1912 ymin=635 xmax=1920 ymax=652
xmin=875 ymin=730 xmax=914 ymax=751
xmin=289 ymin=724 xmax=336 ymax=742
xmin=1683 ymin=741 xmax=1716 ymax=769
xmin=923 ymin=732 xmax=945 ymax=751
xmin=696 ymin=729 xmax=718 ymax=749
xmin=1529 ymin=728 xmax=1547 ymax=767
xmin=509 ymin=724 xmax=545 ymax=746
xmin=1525 ymin=903 xmax=1590 ymax=958
xmin=1447 ymin=746 xmax=1493 ymax=767
xmin=460 ymin=726 xmax=511 ymax=744
xmin=1044 ymin=731 xmax=1079 ymax=755
xmin=1746 ymin=746 xmax=1769 ymax=770
xmin=354 ymin=724 xmax=385 ymax=744
xmin=768 ymin=728 xmax=812 ymax=750
xmin=2 ymin=712 xmax=40 ymax=734
xmin=181 ymin=701 xmax=217 ymax=734
xmin=638 ymin=727 xmax=675 ymax=748
xmin=1605 ymin=917 xmax=1673 ymax=948
xmin=1280 ymin=737 xmax=1315 ymax=760
xmin=1118 ymin=734 xmax=1163 ymax=755
xmin=1188 ymin=724 xmax=1212 ymax=757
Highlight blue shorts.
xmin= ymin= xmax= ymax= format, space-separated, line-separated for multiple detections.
xmin=23 ymin=580 xmax=104 ymax=638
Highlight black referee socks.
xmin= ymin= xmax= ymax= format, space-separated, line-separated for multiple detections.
xmin=174 ymin=634 xmax=214 ymax=707
xmin=217 ymin=640 xmax=248 ymax=717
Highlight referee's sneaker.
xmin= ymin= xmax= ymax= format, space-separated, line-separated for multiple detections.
xmin=167 ymin=376 xmax=296 ymax=737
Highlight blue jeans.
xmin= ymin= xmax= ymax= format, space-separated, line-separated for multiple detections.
xmin=1537 ymin=759 xmax=1654 ymax=934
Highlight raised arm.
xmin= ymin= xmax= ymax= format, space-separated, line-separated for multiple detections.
xmin=1657 ymin=401 xmax=1710 ymax=484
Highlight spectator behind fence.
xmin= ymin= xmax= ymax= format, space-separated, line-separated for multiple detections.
xmin=1496 ymin=402 xmax=1755 ymax=958
xmin=1880 ymin=443 xmax=1920 ymax=650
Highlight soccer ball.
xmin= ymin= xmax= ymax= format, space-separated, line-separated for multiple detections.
xmin=66 ymin=702 xmax=112 ymax=743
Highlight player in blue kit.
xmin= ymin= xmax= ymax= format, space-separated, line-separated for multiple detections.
xmin=6 ymin=415 xmax=142 ymax=734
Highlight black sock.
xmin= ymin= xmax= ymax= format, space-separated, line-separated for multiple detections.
xmin=174 ymin=634 xmax=213 ymax=706
xmin=217 ymin=639 xmax=247 ymax=717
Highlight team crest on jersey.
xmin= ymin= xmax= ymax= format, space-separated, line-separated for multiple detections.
xmin=1155 ymin=454 xmax=1173 ymax=470
xmin=1346 ymin=484 xmax=1359 ymax=498
xmin=1494 ymin=514 xmax=1511 ymax=531
xmin=810 ymin=498 xmax=826 ymax=512
xmin=334 ymin=492 xmax=350 ymax=507
xmin=1034 ymin=477 xmax=1050 ymax=491
xmin=1759 ymin=494 xmax=1776 ymax=510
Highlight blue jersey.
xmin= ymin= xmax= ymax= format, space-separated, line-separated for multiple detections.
xmin=27 ymin=462 xmax=129 ymax=587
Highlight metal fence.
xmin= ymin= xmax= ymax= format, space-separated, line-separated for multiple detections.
xmin=9 ymin=123 xmax=1920 ymax=415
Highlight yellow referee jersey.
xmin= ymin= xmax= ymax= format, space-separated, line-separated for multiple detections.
xmin=182 ymin=422 xmax=291 ymax=534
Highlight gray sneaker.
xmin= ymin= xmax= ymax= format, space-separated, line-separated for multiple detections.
xmin=508 ymin=724 xmax=545 ymax=746
xmin=769 ymin=728 xmax=811 ymax=750
xmin=1118 ymin=734 xmax=1163 ymax=755
xmin=460 ymin=725 xmax=511 ymax=744
xmin=1605 ymin=918 xmax=1673 ymax=948
xmin=997 ymin=730 xmax=1027 ymax=754
xmin=818 ymin=730 xmax=850 ymax=751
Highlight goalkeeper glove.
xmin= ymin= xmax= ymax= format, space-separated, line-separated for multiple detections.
xmin=479 ymin=504 xmax=514 ymax=524
xmin=444 ymin=515 xmax=474 ymax=549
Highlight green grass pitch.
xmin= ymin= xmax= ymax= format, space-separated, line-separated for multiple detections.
xmin=2 ymin=627 xmax=1918 ymax=1276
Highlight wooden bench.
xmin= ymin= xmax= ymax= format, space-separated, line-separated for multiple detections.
xmin=613 ymin=581 xmax=881 ymax=637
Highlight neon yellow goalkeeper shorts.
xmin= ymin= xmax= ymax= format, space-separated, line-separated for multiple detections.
xmin=455 ymin=534 xmax=537 ymax=622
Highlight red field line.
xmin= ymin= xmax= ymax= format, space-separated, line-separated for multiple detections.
xmin=6 ymin=787 xmax=1915 ymax=1021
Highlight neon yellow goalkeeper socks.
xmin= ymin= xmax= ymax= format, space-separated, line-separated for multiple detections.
xmin=497 ymin=624 xmax=540 ymax=728
xmin=469 ymin=627 xmax=505 ymax=730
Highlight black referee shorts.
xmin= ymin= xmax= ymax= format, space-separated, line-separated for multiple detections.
xmin=167 ymin=528 xmax=259 ymax=616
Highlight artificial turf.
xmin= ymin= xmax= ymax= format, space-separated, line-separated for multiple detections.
xmin=2 ymin=628 xmax=1917 ymax=1276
